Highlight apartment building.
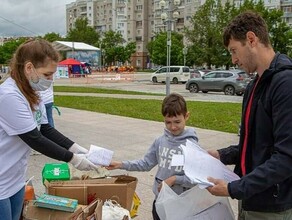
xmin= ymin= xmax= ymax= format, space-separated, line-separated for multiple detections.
xmin=66 ymin=0 xmax=187 ymax=69
xmin=66 ymin=0 xmax=292 ymax=69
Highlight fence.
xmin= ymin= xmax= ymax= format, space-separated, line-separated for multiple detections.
xmin=67 ymin=72 xmax=136 ymax=84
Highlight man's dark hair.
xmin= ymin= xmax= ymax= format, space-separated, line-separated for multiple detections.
xmin=223 ymin=11 xmax=270 ymax=47
xmin=161 ymin=93 xmax=187 ymax=117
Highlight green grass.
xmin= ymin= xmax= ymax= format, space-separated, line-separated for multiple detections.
xmin=54 ymin=95 xmax=241 ymax=134
xmin=54 ymin=86 xmax=162 ymax=96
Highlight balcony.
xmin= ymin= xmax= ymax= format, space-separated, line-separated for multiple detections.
xmin=136 ymin=36 xmax=142 ymax=41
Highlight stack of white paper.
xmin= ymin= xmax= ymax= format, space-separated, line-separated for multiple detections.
xmin=87 ymin=144 xmax=114 ymax=166
xmin=172 ymin=140 xmax=239 ymax=188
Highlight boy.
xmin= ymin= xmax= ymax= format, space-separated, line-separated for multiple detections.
xmin=106 ymin=93 xmax=198 ymax=220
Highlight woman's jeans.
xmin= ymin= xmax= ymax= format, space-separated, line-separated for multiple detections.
xmin=45 ymin=102 xmax=54 ymax=127
xmin=0 ymin=187 xmax=25 ymax=220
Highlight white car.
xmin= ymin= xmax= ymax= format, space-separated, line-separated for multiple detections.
xmin=151 ymin=66 xmax=190 ymax=84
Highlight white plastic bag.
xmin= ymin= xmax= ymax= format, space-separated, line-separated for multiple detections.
xmin=155 ymin=181 xmax=235 ymax=220
xmin=102 ymin=200 xmax=131 ymax=220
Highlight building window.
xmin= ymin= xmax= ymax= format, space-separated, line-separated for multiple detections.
xmin=136 ymin=5 xmax=142 ymax=11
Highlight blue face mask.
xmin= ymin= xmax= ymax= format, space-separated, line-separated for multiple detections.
xmin=29 ymin=69 xmax=53 ymax=91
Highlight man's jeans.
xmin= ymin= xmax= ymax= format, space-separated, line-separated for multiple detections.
xmin=238 ymin=200 xmax=292 ymax=220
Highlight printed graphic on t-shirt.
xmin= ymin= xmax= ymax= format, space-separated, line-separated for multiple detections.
xmin=34 ymin=109 xmax=42 ymax=130
xmin=159 ymin=146 xmax=183 ymax=172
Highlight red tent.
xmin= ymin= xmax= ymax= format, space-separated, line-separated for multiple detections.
xmin=58 ymin=58 xmax=83 ymax=76
xmin=59 ymin=58 xmax=81 ymax=65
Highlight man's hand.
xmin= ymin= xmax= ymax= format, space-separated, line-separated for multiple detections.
xmin=207 ymin=150 xmax=220 ymax=160
xmin=207 ymin=177 xmax=230 ymax=197
xmin=105 ymin=161 xmax=122 ymax=170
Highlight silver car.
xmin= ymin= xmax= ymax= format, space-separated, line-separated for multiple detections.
xmin=185 ymin=70 xmax=251 ymax=96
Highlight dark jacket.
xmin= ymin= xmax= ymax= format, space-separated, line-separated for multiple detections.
xmin=219 ymin=53 xmax=292 ymax=212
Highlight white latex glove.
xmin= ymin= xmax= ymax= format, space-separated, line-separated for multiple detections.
xmin=69 ymin=143 xmax=88 ymax=154
xmin=69 ymin=154 xmax=99 ymax=171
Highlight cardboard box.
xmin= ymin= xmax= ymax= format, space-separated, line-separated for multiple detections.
xmin=42 ymin=163 xmax=70 ymax=184
xmin=23 ymin=199 xmax=102 ymax=220
xmin=45 ymin=175 xmax=137 ymax=212
xmin=76 ymin=199 xmax=102 ymax=220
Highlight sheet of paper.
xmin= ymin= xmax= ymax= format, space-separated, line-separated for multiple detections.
xmin=181 ymin=140 xmax=240 ymax=188
xmin=87 ymin=144 xmax=114 ymax=166
xmin=171 ymin=154 xmax=184 ymax=166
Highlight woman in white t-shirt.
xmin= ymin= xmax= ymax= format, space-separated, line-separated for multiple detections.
xmin=40 ymin=83 xmax=54 ymax=127
xmin=0 ymin=39 xmax=99 ymax=220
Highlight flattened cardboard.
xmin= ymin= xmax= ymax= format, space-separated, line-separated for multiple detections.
xmin=23 ymin=199 xmax=102 ymax=220
xmin=45 ymin=175 xmax=137 ymax=211
xmin=22 ymin=201 xmax=83 ymax=220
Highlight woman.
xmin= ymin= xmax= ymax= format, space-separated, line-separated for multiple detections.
xmin=0 ymin=39 xmax=98 ymax=220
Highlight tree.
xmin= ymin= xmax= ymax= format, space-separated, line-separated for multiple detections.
xmin=66 ymin=17 xmax=100 ymax=46
xmin=185 ymin=0 xmax=292 ymax=69
xmin=184 ymin=0 xmax=230 ymax=69
xmin=43 ymin=32 xmax=63 ymax=42
xmin=101 ymin=30 xmax=136 ymax=66
xmin=0 ymin=38 xmax=27 ymax=64
xmin=237 ymin=0 xmax=291 ymax=54
xmin=147 ymin=31 xmax=184 ymax=66
xmin=264 ymin=9 xmax=291 ymax=54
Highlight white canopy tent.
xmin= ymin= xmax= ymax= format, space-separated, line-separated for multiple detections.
xmin=52 ymin=41 xmax=100 ymax=51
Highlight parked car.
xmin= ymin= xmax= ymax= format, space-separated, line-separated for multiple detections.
xmin=190 ymin=69 xmax=201 ymax=78
xmin=151 ymin=66 xmax=190 ymax=84
xmin=198 ymin=69 xmax=212 ymax=76
xmin=185 ymin=70 xmax=251 ymax=96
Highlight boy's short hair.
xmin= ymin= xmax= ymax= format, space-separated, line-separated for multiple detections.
xmin=162 ymin=93 xmax=187 ymax=117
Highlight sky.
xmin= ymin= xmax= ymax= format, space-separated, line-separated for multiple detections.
xmin=0 ymin=0 xmax=73 ymax=37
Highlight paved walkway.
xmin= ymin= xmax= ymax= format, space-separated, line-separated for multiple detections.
xmin=27 ymin=107 xmax=239 ymax=219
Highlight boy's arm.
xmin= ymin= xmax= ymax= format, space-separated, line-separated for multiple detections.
xmin=106 ymin=139 xmax=159 ymax=171
xmin=106 ymin=161 xmax=122 ymax=170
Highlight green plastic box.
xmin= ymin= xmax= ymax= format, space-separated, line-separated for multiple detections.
xmin=42 ymin=163 xmax=70 ymax=184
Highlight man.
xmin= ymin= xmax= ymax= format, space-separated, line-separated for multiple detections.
xmin=207 ymin=11 xmax=292 ymax=219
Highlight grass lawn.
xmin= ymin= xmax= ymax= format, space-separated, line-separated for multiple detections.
xmin=55 ymin=95 xmax=241 ymax=134
xmin=54 ymin=86 xmax=163 ymax=96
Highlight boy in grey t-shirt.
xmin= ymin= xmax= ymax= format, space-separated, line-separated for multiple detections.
xmin=106 ymin=93 xmax=198 ymax=220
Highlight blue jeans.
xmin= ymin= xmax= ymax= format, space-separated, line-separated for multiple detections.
xmin=0 ymin=187 xmax=25 ymax=220
xmin=45 ymin=102 xmax=54 ymax=127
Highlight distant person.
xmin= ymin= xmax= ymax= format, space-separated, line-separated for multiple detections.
xmin=40 ymin=82 xmax=55 ymax=127
xmin=207 ymin=11 xmax=292 ymax=219
xmin=0 ymin=39 xmax=99 ymax=220
xmin=106 ymin=93 xmax=198 ymax=220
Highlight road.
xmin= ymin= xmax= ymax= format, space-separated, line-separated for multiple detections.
xmin=54 ymin=72 xmax=244 ymax=103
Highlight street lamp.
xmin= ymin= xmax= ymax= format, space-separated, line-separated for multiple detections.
xmin=183 ymin=47 xmax=187 ymax=66
xmin=69 ymin=13 xmax=75 ymax=59
xmin=159 ymin=0 xmax=180 ymax=96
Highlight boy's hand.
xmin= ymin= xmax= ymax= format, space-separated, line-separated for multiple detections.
xmin=157 ymin=176 xmax=176 ymax=192
xmin=105 ymin=161 xmax=122 ymax=170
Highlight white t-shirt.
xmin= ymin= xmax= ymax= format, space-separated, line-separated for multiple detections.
xmin=39 ymin=83 xmax=54 ymax=104
xmin=0 ymin=77 xmax=47 ymax=199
